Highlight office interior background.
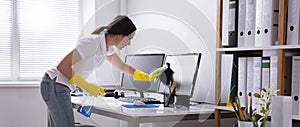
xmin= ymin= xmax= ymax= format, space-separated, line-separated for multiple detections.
xmin=0 ymin=0 xmax=219 ymax=126
xmin=3 ymin=0 xmax=300 ymax=126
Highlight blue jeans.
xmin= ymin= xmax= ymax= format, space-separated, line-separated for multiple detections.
xmin=40 ymin=77 xmax=75 ymax=127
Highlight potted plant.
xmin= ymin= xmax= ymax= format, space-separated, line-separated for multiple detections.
xmin=252 ymin=88 xmax=279 ymax=127
xmin=232 ymin=88 xmax=278 ymax=127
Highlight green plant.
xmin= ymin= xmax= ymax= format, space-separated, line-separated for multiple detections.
xmin=252 ymin=88 xmax=279 ymax=127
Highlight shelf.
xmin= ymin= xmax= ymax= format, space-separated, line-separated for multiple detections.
xmin=293 ymin=115 xmax=300 ymax=121
xmin=215 ymin=106 xmax=234 ymax=112
xmin=216 ymin=106 xmax=300 ymax=120
xmin=281 ymin=45 xmax=300 ymax=50
xmin=216 ymin=45 xmax=300 ymax=52
xmin=215 ymin=0 xmax=289 ymax=126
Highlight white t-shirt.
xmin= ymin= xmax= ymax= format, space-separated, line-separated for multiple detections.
xmin=46 ymin=33 xmax=117 ymax=89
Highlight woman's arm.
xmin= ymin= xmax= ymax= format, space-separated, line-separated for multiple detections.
xmin=58 ymin=49 xmax=105 ymax=96
xmin=106 ymin=53 xmax=135 ymax=76
xmin=57 ymin=49 xmax=82 ymax=79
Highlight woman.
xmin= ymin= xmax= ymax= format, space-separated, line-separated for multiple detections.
xmin=40 ymin=15 xmax=166 ymax=127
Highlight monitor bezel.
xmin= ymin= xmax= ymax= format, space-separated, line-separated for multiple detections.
xmin=160 ymin=53 xmax=202 ymax=97
xmin=120 ymin=53 xmax=165 ymax=93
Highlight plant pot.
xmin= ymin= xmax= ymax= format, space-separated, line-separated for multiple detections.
xmin=237 ymin=121 xmax=271 ymax=127
xmin=238 ymin=121 xmax=253 ymax=127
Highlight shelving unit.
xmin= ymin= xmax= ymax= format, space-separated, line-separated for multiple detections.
xmin=215 ymin=106 xmax=300 ymax=120
xmin=214 ymin=0 xmax=300 ymax=126
xmin=216 ymin=45 xmax=300 ymax=52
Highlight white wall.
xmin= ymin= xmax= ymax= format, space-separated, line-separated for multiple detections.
xmin=90 ymin=1 xmax=217 ymax=104
xmin=126 ymin=0 xmax=217 ymax=103
xmin=0 ymin=86 xmax=47 ymax=127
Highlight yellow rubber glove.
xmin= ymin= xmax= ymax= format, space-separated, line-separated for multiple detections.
xmin=69 ymin=73 xmax=105 ymax=97
xmin=133 ymin=65 xmax=167 ymax=81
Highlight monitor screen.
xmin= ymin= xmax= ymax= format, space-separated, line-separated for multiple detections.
xmin=121 ymin=54 xmax=165 ymax=92
xmin=158 ymin=53 xmax=201 ymax=97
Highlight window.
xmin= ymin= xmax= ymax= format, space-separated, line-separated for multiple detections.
xmin=0 ymin=0 xmax=13 ymax=79
xmin=0 ymin=0 xmax=81 ymax=81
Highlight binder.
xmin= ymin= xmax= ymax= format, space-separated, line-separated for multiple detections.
xmin=222 ymin=0 xmax=229 ymax=46
xmin=221 ymin=54 xmax=233 ymax=103
xmin=238 ymin=0 xmax=246 ymax=47
xmin=222 ymin=0 xmax=238 ymax=47
xmin=238 ymin=57 xmax=247 ymax=107
xmin=271 ymin=22 xmax=279 ymax=45
xmin=255 ymin=0 xmax=279 ymax=47
xmin=271 ymin=0 xmax=279 ymax=45
xmin=245 ymin=0 xmax=256 ymax=47
xmin=270 ymin=56 xmax=278 ymax=91
xmin=252 ymin=57 xmax=262 ymax=110
xmin=285 ymin=56 xmax=293 ymax=96
xmin=228 ymin=0 xmax=238 ymax=47
xmin=255 ymin=0 xmax=263 ymax=46
xmin=261 ymin=57 xmax=270 ymax=89
xmin=287 ymin=0 xmax=300 ymax=45
xmin=292 ymin=56 xmax=300 ymax=116
xmin=229 ymin=53 xmax=239 ymax=102
xmin=246 ymin=57 xmax=254 ymax=110
xmin=263 ymin=50 xmax=278 ymax=91
xmin=262 ymin=0 xmax=279 ymax=46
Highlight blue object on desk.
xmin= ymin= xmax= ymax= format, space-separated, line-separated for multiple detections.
xmin=121 ymin=104 xmax=159 ymax=108
xmin=77 ymin=105 xmax=93 ymax=117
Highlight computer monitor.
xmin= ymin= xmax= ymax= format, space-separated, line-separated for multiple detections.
xmin=158 ymin=53 xmax=201 ymax=97
xmin=121 ymin=54 xmax=165 ymax=96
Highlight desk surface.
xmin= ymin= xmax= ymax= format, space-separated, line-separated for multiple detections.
xmin=72 ymin=95 xmax=215 ymax=127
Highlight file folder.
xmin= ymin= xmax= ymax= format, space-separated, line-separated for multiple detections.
xmin=245 ymin=0 xmax=256 ymax=47
xmin=222 ymin=0 xmax=229 ymax=46
xmin=271 ymin=0 xmax=279 ymax=45
xmin=228 ymin=0 xmax=238 ymax=47
xmin=255 ymin=0 xmax=263 ymax=46
xmin=262 ymin=57 xmax=270 ymax=89
xmin=292 ymin=56 xmax=300 ymax=116
xmin=222 ymin=0 xmax=238 ymax=47
xmin=270 ymin=56 xmax=278 ymax=91
xmin=229 ymin=53 xmax=239 ymax=102
xmin=262 ymin=0 xmax=279 ymax=46
xmin=263 ymin=50 xmax=278 ymax=91
xmin=246 ymin=57 xmax=254 ymax=110
xmin=238 ymin=0 xmax=246 ymax=47
xmin=255 ymin=0 xmax=279 ymax=47
xmin=285 ymin=56 xmax=293 ymax=96
xmin=252 ymin=57 xmax=262 ymax=111
xmin=287 ymin=0 xmax=300 ymax=45
xmin=221 ymin=54 xmax=233 ymax=103
xmin=238 ymin=57 xmax=247 ymax=107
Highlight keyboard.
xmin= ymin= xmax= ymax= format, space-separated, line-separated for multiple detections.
xmin=118 ymin=97 xmax=161 ymax=104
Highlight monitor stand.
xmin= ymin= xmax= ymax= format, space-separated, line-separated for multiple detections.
xmin=138 ymin=90 xmax=145 ymax=98
xmin=126 ymin=90 xmax=145 ymax=99
xmin=128 ymin=90 xmax=155 ymax=100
